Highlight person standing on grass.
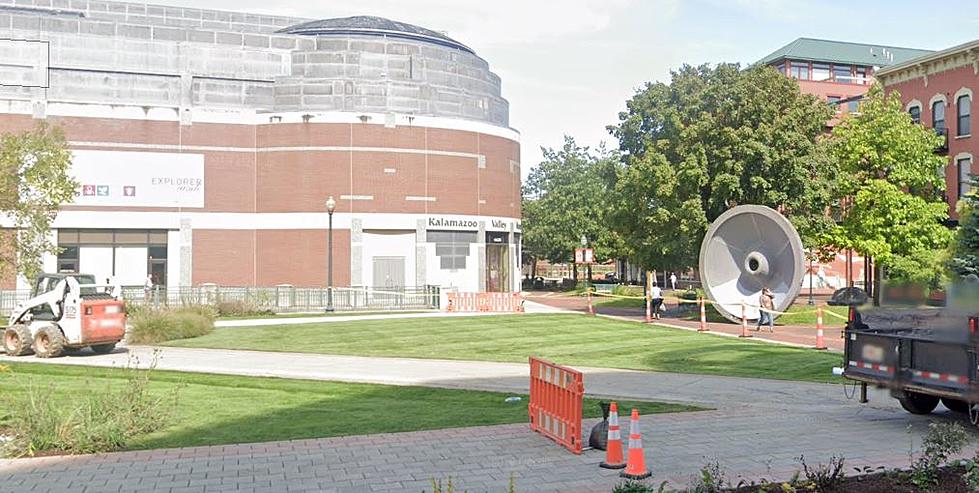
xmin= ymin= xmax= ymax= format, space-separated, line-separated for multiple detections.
xmin=756 ymin=287 xmax=775 ymax=332
xmin=650 ymin=282 xmax=664 ymax=319
xmin=669 ymin=272 xmax=677 ymax=291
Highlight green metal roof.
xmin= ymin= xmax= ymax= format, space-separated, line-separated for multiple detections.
xmin=757 ymin=38 xmax=933 ymax=67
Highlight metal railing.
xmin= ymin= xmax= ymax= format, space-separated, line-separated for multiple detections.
xmin=1 ymin=285 xmax=441 ymax=316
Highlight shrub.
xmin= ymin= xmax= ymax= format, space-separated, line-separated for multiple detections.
xmin=612 ymin=480 xmax=670 ymax=493
xmin=127 ymin=306 xmax=216 ymax=344
xmin=691 ymin=458 xmax=726 ymax=493
xmin=798 ymin=454 xmax=845 ymax=492
xmin=612 ymin=285 xmax=645 ymax=297
xmin=214 ymin=300 xmax=273 ymax=318
xmin=1 ymin=353 xmax=180 ymax=457
xmin=910 ymin=421 xmax=969 ymax=490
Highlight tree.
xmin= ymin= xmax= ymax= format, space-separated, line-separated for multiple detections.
xmin=521 ymin=137 xmax=621 ymax=275
xmin=950 ymin=178 xmax=979 ymax=279
xmin=0 ymin=123 xmax=77 ymax=283
xmin=606 ymin=63 xmax=836 ymax=273
xmin=823 ymin=85 xmax=953 ymax=296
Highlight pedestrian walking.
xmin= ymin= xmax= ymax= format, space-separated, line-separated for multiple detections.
xmin=143 ymin=274 xmax=153 ymax=302
xmin=669 ymin=273 xmax=677 ymax=291
xmin=756 ymin=287 xmax=775 ymax=332
xmin=650 ymin=283 xmax=664 ymax=320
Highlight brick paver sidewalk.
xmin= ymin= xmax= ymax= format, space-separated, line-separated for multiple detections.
xmin=1 ymin=395 xmax=971 ymax=493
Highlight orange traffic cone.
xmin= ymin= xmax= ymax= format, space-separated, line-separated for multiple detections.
xmin=619 ymin=408 xmax=651 ymax=480
xmin=599 ymin=402 xmax=626 ymax=469
xmin=815 ymin=306 xmax=827 ymax=350
xmin=697 ymin=297 xmax=709 ymax=332
xmin=739 ymin=302 xmax=752 ymax=338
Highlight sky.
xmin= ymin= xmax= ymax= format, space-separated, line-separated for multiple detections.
xmin=153 ymin=0 xmax=978 ymax=180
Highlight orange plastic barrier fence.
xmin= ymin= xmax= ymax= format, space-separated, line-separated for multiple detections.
xmin=445 ymin=292 xmax=524 ymax=313
xmin=528 ymin=356 xmax=584 ymax=454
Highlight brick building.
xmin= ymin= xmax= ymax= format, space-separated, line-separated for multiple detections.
xmin=876 ymin=39 xmax=978 ymax=223
xmin=0 ymin=1 xmax=521 ymax=293
xmin=758 ymin=37 xmax=932 ymax=116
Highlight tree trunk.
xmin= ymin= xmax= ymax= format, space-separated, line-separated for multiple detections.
xmin=572 ymin=263 xmax=578 ymax=286
xmin=864 ymin=256 xmax=872 ymax=298
xmin=873 ymin=261 xmax=884 ymax=307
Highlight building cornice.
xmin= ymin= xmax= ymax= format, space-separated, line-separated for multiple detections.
xmin=876 ymin=39 xmax=979 ymax=87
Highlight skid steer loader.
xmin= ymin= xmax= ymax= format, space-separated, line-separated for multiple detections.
xmin=2 ymin=273 xmax=126 ymax=358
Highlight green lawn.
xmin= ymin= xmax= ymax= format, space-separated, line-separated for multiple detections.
xmin=0 ymin=362 xmax=701 ymax=452
xmin=167 ymin=314 xmax=843 ymax=383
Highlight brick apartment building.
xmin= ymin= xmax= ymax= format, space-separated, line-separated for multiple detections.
xmin=759 ymin=37 xmax=932 ymax=117
xmin=0 ymin=1 xmax=521 ymax=293
xmin=876 ymin=39 xmax=978 ymax=223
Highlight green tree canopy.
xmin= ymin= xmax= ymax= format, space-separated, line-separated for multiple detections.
xmin=606 ymin=63 xmax=836 ymax=272
xmin=521 ymin=137 xmax=621 ymax=265
xmin=0 ymin=123 xmax=77 ymax=282
xmin=823 ymin=85 xmax=953 ymax=287
xmin=950 ymin=178 xmax=979 ymax=279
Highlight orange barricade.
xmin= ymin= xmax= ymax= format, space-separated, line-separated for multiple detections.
xmin=446 ymin=292 xmax=524 ymax=313
xmin=528 ymin=357 xmax=584 ymax=454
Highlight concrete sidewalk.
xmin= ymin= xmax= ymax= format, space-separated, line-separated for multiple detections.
xmin=0 ymin=345 xmax=838 ymax=408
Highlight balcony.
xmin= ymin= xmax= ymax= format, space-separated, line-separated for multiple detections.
xmin=935 ymin=128 xmax=949 ymax=155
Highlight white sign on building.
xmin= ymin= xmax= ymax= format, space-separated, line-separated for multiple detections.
xmin=69 ymin=150 xmax=205 ymax=208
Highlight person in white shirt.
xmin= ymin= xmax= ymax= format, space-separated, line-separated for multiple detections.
xmin=669 ymin=273 xmax=678 ymax=291
xmin=650 ymin=283 xmax=664 ymax=319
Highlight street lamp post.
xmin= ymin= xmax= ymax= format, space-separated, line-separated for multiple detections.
xmin=325 ymin=196 xmax=336 ymax=312
xmin=579 ymin=235 xmax=588 ymax=289
xmin=808 ymin=256 xmax=815 ymax=306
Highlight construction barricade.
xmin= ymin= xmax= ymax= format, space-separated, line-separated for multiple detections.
xmin=446 ymin=292 xmax=524 ymax=313
xmin=528 ymin=357 xmax=584 ymax=454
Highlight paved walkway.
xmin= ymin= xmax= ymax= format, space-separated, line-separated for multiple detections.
xmin=525 ymin=292 xmax=847 ymax=351
xmin=3 ymin=345 xmax=978 ymax=492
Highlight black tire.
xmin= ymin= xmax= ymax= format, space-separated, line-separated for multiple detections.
xmin=90 ymin=343 xmax=117 ymax=354
xmin=33 ymin=326 xmax=66 ymax=359
xmin=3 ymin=325 xmax=33 ymax=356
xmin=942 ymin=398 xmax=973 ymax=413
xmin=899 ymin=391 xmax=941 ymax=415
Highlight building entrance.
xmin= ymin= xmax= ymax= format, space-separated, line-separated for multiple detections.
xmin=485 ymin=232 xmax=510 ymax=292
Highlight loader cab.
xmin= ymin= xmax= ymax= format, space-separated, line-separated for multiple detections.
xmin=29 ymin=273 xmax=99 ymax=321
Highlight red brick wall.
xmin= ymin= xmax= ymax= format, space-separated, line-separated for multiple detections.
xmin=193 ymin=230 xmax=256 ymax=286
xmin=884 ymin=64 xmax=978 ymax=220
xmin=255 ymin=229 xmax=351 ymax=287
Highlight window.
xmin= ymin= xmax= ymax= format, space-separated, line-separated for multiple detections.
xmin=57 ymin=246 xmax=79 ymax=274
xmin=960 ymin=157 xmax=973 ymax=198
xmin=812 ymin=63 xmax=830 ymax=81
xmin=789 ymin=61 xmax=809 ymax=80
xmin=774 ymin=62 xmax=785 ymax=74
xmin=855 ymin=66 xmax=868 ymax=84
xmin=933 ymin=101 xmax=946 ymax=132
xmin=958 ymin=95 xmax=971 ymax=136
xmin=833 ymin=65 xmax=852 ymax=83
xmin=429 ymin=230 xmax=477 ymax=270
xmin=847 ymin=100 xmax=860 ymax=113
xmin=909 ymin=105 xmax=921 ymax=124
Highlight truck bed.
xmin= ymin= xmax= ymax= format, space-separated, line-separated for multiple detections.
xmin=844 ymin=307 xmax=979 ymax=401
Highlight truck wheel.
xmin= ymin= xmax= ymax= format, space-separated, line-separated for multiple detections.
xmin=899 ymin=392 xmax=940 ymax=414
xmin=942 ymin=398 xmax=972 ymax=413
xmin=33 ymin=326 xmax=66 ymax=358
xmin=90 ymin=343 xmax=116 ymax=354
xmin=3 ymin=325 xmax=33 ymax=356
